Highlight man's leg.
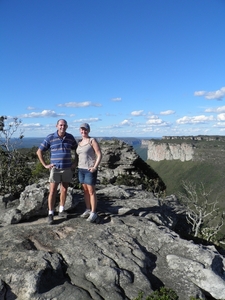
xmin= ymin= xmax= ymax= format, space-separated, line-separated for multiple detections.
xmin=60 ymin=182 xmax=69 ymax=207
xmin=58 ymin=182 xmax=70 ymax=218
xmin=47 ymin=182 xmax=59 ymax=224
xmin=48 ymin=182 xmax=59 ymax=211
xmin=59 ymin=168 xmax=73 ymax=213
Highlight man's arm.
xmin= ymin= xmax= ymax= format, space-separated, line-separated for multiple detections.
xmin=36 ymin=148 xmax=54 ymax=169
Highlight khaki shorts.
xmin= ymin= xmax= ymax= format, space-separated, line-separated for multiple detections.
xmin=49 ymin=167 xmax=73 ymax=183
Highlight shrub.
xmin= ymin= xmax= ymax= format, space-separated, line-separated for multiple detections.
xmin=133 ymin=287 xmax=178 ymax=300
xmin=0 ymin=117 xmax=34 ymax=196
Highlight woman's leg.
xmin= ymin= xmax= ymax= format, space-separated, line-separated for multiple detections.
xmin=86 ymin=185 xmax=97 ymax=212
xmin=82 ymin=183 xmax=91 ymax=210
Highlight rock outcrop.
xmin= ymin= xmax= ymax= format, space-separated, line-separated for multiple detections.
xmin=0 ymin=181 xmax=225 ymax=300
xmin=162 ymin=135 xmax=225 ymax=141
xmin=147 ymin=140 xmax=195 ymax=161
xmin=147 ymin=136 xmax=225 ymax=162
xmin=98 ymin=139 xmax=166 ymax=192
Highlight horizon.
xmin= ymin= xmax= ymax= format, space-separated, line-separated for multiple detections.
xmin=1 ymin=0 xmax=225 ymax=138
xmin=10 ymin=136 xmax=156 ymax=151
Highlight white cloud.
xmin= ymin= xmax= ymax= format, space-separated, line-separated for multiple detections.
xmin=73 ymin=118 xmax=101 ymax=123
xmin=217 ymin=113 xmax=225 ymax=121
xmin=27 ymin=106 xmax=35 ymax=110
xmin=176 ymin=115 xmax=214 ymax=124
xmin=205 ymin=106 xmax=225 ymax=113
xmin=160 ymin=110 xmax=175 ymax=115
xmin=21 ymin=110 xmax=64 ymax=118
xmin=194 ymin=87 xmax=225 ymax=100
xmin=147 ymin=119 xmax=162 ymax=125
xmin=22 ymin=123 xmax=41 ymax=127
xmin=213 ymin=122 xmax=225 ymax=128
xmin=111 ymin=97 xmax=122 ymax=102
xmin=142 ymin=127 xmax=154 ymax=132
xmin=194 ymin=91 xmax=206 ymax=97
xmin=131 ymin=110 xmax=144 ymax=116
xmin=58 ymin=101 xmax=102 ymax=107
xmin=146 ymin=115 xmax=169 ymax=126
xmin=108 ymin=120 xmax=132 ymax=129
xmin=121 ymin=119 xmax=131 ymax=126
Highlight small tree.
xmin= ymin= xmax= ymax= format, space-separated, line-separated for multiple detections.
xmin=0 ymin=116 xmax=24 ymax=150
xmin=0 ymin=116 xmax=32 ymax=196
xmin=178 ymin=180 xmax=224 ymax=242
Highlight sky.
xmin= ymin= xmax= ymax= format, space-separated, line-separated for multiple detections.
xmin=0 ymin=0 xmax=225 ymax=138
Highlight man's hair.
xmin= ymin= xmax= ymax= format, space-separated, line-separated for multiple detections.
xmin=57 ymin=119 xmax=68 ymax=126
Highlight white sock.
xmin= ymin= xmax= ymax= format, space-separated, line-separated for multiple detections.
xmin=49 ymin=210 xmax=54 ymax=215
xmin=59 ymin=206 xmax=64 ymax=213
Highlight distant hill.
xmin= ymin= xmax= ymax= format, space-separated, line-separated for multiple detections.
xmin=145 ymin=137 xmax=225 ymax=211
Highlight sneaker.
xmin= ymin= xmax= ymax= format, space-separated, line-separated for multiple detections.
xmin=86 ymin=212 xmax=98 ymax=223
xmin=58 ymin=211 xmax=68 ymax=218
xmin=48 ymin=214 xmax=54 ymax=225
xmin=80 ymin=209 xmax=91 ymax=218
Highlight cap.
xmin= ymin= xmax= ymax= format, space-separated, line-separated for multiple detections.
xmin=80 ymin=123 xmax=90 ymax=131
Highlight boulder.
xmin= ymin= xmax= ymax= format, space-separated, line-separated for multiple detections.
xmin=0 ymin=183 xmax=224 ymax=300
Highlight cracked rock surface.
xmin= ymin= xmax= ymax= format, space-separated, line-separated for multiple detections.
xmin=0 ymin=183 xmax=225 ymax=300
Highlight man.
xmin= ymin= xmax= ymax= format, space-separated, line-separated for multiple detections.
xmin=37 ymin=119 xmax=77 ymax=224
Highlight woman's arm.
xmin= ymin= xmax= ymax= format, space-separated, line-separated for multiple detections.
xmin=90 ymin=139 xmax=102 ymax=172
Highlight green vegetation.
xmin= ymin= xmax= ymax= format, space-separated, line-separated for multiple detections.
xmin=147 ymin=159 xmax=225 ymax=210
xmin=133 ymin=288 xmax=205 ymax=300
xmin=0 ymin=117 xmax=81 ymax=195
xmin=133 ymin=287 xmax=178 ymax=300
xmin=0 ymin=117 xmax=33 ymax=196
xmin=145 ymin=159 xmax=225 ymax=245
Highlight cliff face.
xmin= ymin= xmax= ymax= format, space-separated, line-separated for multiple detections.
xmin=147 ymin=141 xmax=195 ymax=161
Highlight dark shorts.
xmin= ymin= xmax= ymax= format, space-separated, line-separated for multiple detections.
xmin=78 ymin=168 xmax=97 ymax=186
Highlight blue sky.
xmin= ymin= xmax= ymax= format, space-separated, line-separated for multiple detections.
xmin=1 ymin=0 xmax=225 ymax=138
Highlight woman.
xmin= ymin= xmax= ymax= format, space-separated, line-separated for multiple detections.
xmin=76 ymin=123 xmax=102 ymax=222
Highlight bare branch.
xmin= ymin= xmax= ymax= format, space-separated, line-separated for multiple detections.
xmin=178 ymin=180 xmax=223 ymax=240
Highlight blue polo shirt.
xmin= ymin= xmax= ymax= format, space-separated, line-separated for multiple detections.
xmin=39 ymin=131 xmax=77 ymax=169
